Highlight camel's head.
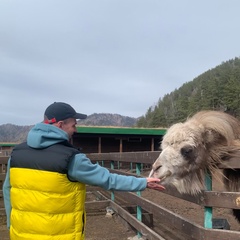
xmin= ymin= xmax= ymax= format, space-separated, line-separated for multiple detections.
xmin=149 ymin=120 xmax=209 ymax=194
xmin=149 ymin=111 xmax=240 ymax=194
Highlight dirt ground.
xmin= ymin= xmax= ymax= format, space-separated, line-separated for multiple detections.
xmin=0 ymin=212 xmax=138 ymax=240
xmin=1 ymin=170 xmax=240 ymax=239
xmin=84 ymin=179 xmax=240 ymax=240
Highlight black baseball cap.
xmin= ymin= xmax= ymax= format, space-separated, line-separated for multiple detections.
xmin=44 ymin=102 xmax=87 ymax=124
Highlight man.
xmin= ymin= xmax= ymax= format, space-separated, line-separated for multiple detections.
xmin=3 ymin=102 xmax=164 ymax=240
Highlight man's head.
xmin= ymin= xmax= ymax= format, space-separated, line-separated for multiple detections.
xmin=44 ymin=102 xmax=87 ymax=138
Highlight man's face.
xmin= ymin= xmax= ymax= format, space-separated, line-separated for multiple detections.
xmin=58 ymin=118 xmax=77 ymax=139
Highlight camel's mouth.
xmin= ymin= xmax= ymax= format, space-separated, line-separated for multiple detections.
xmin=149 ymin=169 xmax=172 ymax=182
xmin=159 ymin=170 xmax=172 ymax=181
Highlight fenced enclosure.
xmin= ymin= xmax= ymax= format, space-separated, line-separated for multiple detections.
xmin=1 ymin=152 xmax=240 ymax=240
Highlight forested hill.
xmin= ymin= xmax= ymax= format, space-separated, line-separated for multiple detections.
xmin=136 ymin=57 xmax=240 ymax=128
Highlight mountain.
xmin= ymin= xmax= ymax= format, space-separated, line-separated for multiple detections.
xmin=0 ymin=113 xmax=138 ymax=142
xmin=77 ymin=113 xmax=138 ymax=127
xmin=136 ymin=57 xmax=240 ymax=128
xmin=0 ymin=124 xmax=33 ymax=143
xmin=4 ymin=56 xmax=239 ymax=141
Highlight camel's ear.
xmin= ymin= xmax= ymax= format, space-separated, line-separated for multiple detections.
xmin=203 ymin=129 xmax=225 ymax=146
xmin=203 ymin=129 xmax=214 ymax=144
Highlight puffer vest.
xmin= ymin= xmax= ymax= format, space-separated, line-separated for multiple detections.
xmin=10 ymin=141 xmax=86 ymax=240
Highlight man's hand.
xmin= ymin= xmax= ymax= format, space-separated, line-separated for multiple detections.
xmin=146 ymin=177 xmax=165 ymax=191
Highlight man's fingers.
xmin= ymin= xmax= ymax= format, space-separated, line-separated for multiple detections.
xmin=146 ymin=177 xmax=161 ymax=183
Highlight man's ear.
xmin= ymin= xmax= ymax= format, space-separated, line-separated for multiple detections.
xmin=54 ymin=121 xmax=63 ymax=129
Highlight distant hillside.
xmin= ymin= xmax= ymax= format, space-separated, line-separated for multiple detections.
xmin=0 ymin=113 xmax=138 ymax=142
xmin=78 ymin=113 xmax=137 ymax=127
xmin=0 ymin=124 xmax=33 ymax=142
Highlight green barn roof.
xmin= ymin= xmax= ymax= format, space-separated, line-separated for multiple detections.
xmin=76 ymin=126 xmax=166 ymax=135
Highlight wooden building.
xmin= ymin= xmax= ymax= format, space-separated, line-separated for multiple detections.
xmin=0 ymin=143 xmax=16 ymax=157
xmin=72 ymin=126 xmax=166 ymax=153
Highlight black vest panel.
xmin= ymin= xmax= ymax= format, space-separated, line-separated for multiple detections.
xmin=10 ymin=141 xmax=80 ymax=174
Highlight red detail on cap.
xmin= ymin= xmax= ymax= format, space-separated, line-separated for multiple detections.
xmin=44 ymin=118 xmax=57 ymax=124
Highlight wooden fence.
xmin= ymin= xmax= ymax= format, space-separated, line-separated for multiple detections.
xmin=1 ymin=152 xmax=240 ymax=240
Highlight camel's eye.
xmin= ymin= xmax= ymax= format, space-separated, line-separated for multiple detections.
xmin=180 ymin=146 xmax=194 ymax=160
xmin=155 ymin=165 xmax=161 ymax=171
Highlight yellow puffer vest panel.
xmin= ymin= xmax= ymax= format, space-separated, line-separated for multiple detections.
xmin=10 ymin=142 xmax=86 ymax=240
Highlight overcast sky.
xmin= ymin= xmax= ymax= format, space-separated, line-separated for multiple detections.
xmin=1 ymin=0 xmax=240 ymax=125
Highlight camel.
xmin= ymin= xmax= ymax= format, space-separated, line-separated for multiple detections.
xmin=149 ymin=110 xmax=240 ymax=222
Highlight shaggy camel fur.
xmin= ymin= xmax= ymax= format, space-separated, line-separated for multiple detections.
xmin=149 ymin=110 xmax=240 ymax=222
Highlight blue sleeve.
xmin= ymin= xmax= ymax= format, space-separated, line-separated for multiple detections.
xmin=3 ymin=158 xmax=11 ymax=229
xmin=68 ymin=154 xmax=147 ymax=191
